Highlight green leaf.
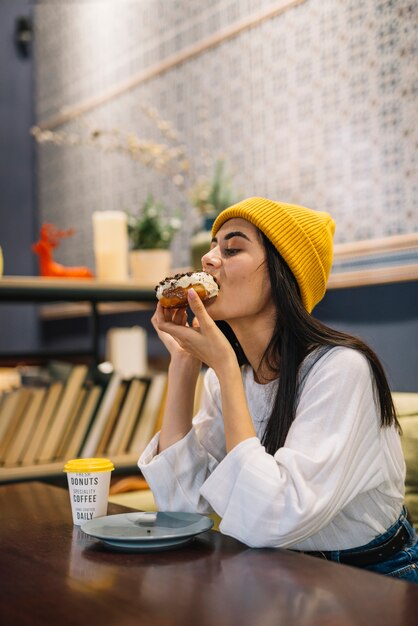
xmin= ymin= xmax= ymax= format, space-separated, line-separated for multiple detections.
xmin=126 ymin=194 xmax=181 ymax=250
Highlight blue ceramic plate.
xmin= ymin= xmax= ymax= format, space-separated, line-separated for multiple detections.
xmin=98 ymin=536 xmax=196 ymax=552
xmin=81 ymin=511 xmax=213 ymax=551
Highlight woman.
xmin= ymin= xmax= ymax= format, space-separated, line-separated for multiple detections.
xmin=138 ymin=197 xmax=418 ymax=582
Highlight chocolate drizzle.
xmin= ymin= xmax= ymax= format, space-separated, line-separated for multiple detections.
xmin=154 ymin=271 xmax=219 ymax=293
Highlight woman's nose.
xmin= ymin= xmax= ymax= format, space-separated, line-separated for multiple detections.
xmin=202 ymin=248 xmax=221 ymax=270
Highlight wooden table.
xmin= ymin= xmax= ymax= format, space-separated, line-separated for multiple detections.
xmin=1 ymin=482 xmax=418 ymax=626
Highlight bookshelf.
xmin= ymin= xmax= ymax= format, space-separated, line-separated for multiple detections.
xmin=0 ymin=276 xmax=162 ymax=483
xmin=0 ymin=276 xmax=156 ymax=363
xmin=0 ymin=364 xmax=171 ymax=484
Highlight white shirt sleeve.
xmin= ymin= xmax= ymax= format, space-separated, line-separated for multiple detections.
xmin=139 ymin=348 xmax=402 ymax=549
xmin=138 ymin=368 xmax=226 ymax=514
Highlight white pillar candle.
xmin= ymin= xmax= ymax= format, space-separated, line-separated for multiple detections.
xmin=106 ymin=326 xmax=148 ymax=378
xmin=92 ymin=211 xmax=128 ymax=281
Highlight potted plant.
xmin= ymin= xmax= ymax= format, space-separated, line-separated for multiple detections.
xmin=127 ymin=194 xmax=181 ymax=285
xmin=190 ymin=160 xmax=240 ymax=269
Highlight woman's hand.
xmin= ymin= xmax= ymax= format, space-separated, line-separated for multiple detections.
xmin=152 ymin=304 xmax=187 ymax=355
xmin=151 ymin=304 xmax=200 ymax=367
xmin=155 ymin=289 xmax=237 ymax=375
xmin=155 ymin=291 xmax=256 ymax=454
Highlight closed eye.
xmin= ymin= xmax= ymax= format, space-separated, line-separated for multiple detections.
xmin=223 ymin=248 xmax=240 ymax=257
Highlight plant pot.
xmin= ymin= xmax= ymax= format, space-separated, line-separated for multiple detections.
xmin=129 ymin=249 xmax=172 ymax=286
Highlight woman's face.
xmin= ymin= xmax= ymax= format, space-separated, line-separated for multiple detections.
xmin=201 ymin=218 xmax=275 ymax=325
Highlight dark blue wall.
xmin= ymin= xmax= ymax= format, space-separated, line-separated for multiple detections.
xmin=316 ymin=281 xmax=418 ymax=392
xmin=0 ymin=0 xmax=40 ymax=354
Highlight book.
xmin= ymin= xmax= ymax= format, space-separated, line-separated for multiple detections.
xmin=37 ymin=364 xmax=89 ymax=463
xmin=116 ymin=378 xmax=150 ymax=455
xmin=23 ymin=360 xmax=75 ymax=464
xmin=107 ymin=378 xmax=149 ymax=456
xmin=47 ymin=360 xmax=74 ymax=384
xmin=0 ymin=390 xmax=21 ymax=449
xmin=54 ymin=387 xmax=87 ymax=460
xmin=3 ymin=387 xmax=47 ymax=467
xmin=0 ymin=388 xmax=33 ymax=464
xmin=128 ymin=373 xmax=167 ymax=456
xmin=95 ymin=380 xmax=129 ymax=455
xmin=80 ymin=371 xmax=122 ymax=458
xmin=106 ymin=378 xmax=142 ymax=456
xmin=21 ymin=381 xmax=64 ymax=466
xmin=148 ymin=375 xmax=168 ymax=438
xmin=54 ymin=365 xmax=112 ymax=460
xmin=64 ymin=385 xmax=103 ymax=460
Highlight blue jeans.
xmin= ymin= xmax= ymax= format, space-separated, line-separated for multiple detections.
xmin=326 ymin=508 xmax=418 ymax=583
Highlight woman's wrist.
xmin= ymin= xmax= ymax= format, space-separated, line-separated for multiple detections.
xmin=213 ymin=351 xmax=240 ymax=380
xmin=169 ymin=352 xmax=201 ymax=380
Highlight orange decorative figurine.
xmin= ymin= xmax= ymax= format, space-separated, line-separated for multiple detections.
xmin=32 ymin=224 xmax=94 ymax=278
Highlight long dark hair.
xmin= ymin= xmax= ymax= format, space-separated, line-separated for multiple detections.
xmin=220 ymin=231 xmax=400 ymax=456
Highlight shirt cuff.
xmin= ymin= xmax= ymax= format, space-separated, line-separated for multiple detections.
xmin=138 ymin=428 xmax=217 ymax=513
xmin=138 ymin=427 xmax=203 ymax=469
xmin=200 ymin=436 xmax=261 ymax=516
xmin=137 ymin=431 xmax=161 ymax=466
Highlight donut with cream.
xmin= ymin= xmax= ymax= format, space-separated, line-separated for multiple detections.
xmin=155 ymin=271 xmax=219 ymax=308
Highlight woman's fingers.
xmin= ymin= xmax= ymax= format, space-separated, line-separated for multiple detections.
xmin=154 ymin=302 xmax=187 ymax=327
xmin=151 ymin=304 xmax=190 ymax=356
xmin=155 ymin=295 xmax=213 ymax=353
xmin=154 ymin=302 xmax=165 ymax=323
xmin=187 ymin=289 xmax=212 ymax=329
xmin=191 ymin=315 xmax=200 ymax=329
xmin=172 ymin=307 xmax=188 ymax=326
xmin=151 ymin=306 xmax=160 ymax=330
xmin=154 ymin=294 xmax=234 ymax=370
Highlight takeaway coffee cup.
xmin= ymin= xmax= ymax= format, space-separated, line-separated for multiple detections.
xmin=64 ymin=458 xmax=114 ymax=525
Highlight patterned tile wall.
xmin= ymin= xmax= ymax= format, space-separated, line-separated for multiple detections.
xmin=33 ymin=0 xmax=418 ymax=269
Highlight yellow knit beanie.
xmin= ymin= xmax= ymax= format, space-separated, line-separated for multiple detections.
xmin=212 ymin=197 xmax=335 ymax=312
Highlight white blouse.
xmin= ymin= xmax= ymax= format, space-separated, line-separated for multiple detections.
xmin=138 ymin=347 xmax=405 ymax=550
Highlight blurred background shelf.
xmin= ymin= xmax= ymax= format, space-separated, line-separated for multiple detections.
xmin=0 ymin=453 xmax=139 ymax=484
xmin=0 ymin=276 xmax=156 ymax=364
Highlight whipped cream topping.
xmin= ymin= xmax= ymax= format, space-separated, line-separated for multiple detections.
xmin=155 ymin=271 xmax=219 ymax=300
